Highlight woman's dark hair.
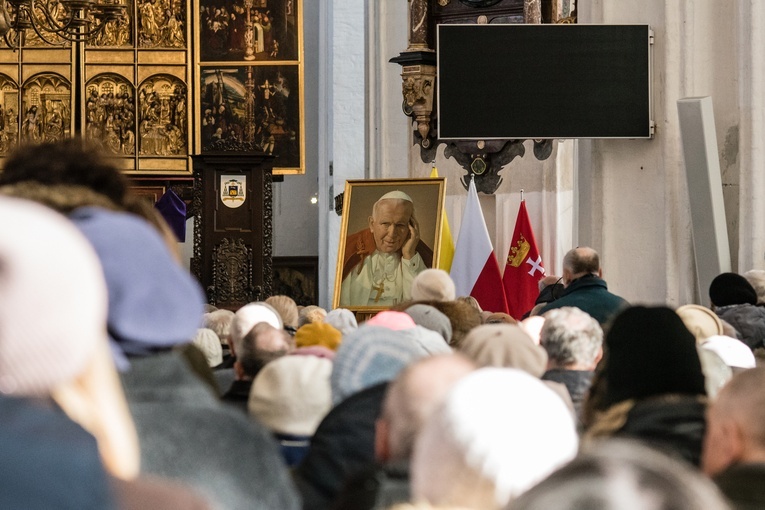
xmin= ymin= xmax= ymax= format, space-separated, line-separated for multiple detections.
xmin=0 ymin=138 xmax=129 ymax=207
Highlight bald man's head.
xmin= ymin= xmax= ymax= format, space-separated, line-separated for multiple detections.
xmin=376 ymin=354 xmax=476 ymax=463
xmin=562 ymin=247 xmax=601 ymax=285
xmin=703 ymin=367 xmax=765 ymax=476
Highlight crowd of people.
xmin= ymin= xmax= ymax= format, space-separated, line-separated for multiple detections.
xmin=1 ymin=139 xmax=765 ymax=509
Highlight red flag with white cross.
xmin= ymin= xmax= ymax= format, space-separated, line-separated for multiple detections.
xmin=502 ymin=200 xmax=545 ymax=319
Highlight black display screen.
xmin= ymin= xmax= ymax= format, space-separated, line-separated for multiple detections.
xmin=437 ymin=24 xmax=652 ymax=139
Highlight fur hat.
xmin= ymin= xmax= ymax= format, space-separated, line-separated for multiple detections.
xmin=295 ymin=322 xmax=343 ymax=351
xmin=410 ymin=269 xmax=457 ymax=302
xmin=412 ymin=368 xmax=578 ymax=508
xmin=0 ymin=197 xmax=108 ymax=396
xmin=191 ymin=328 xmax=223 ymax=367
xmin=69 ymin=207 xmax=205 ymax=369
xmin=324 ymin=308 xmax=358 ymax=336
xmin=709 ymin=272 xmax=758 ymax=307
xmin=249 ymin=355 xmax=333 ymax=436
xmin=459 ymin=324 xmax=548 ymax=377
xmin=600 ymin=306 xmax=706 ymax=408
xmin=700 ymin=335 xmax=756 ymax=369
xmin=484 ymin=312 xmax=517 ymax=325
xmin=405 ymin=304 xmax=454 ymax=344
xmin=676 ymin=304 xmax=724 ymax=342
xmin=331 ymin=325 xmax=429 ymax=405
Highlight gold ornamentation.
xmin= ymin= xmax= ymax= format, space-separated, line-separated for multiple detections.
xmin=21 ymin=74 xmax=71 ymax=146
xmin=138 ymin=0 xmax=185 ymax=48
xmin=138 ymin=75 xmax=187 ymax=156
xmin=508 ymin=234 xmax=531 ymax=267
xmin=85 ymin=75 xmax=136 ymax=155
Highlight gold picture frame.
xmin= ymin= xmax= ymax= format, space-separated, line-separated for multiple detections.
xmin=333 ymin=178 xmax=446 ymax=313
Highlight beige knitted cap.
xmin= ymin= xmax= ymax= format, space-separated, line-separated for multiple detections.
xmin=0 ymin=197 xmax=108 ymax=396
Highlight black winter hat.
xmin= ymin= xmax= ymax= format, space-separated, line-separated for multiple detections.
xmin=600 ymin=306 xmax=706 ymax=409
xmin=709 ymin=272 xmax=758 ymax=307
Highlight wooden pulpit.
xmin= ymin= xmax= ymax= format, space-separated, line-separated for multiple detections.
xmin=191 ymin=152 xmax=274 ymax=310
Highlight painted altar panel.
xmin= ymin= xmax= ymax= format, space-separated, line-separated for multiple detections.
xmin=195 ymin=0 xmax=304 ymax=175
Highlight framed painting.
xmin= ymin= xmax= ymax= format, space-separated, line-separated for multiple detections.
xmin=198 ymin=64 xmax=302 ymax=172
xmin=198 ymin=0 xmax=300 ymax=62
xmin=333 ymin=178 xmax=446 ymax=313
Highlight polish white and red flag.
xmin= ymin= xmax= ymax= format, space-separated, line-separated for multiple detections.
xmin=503 ymin=200 xmax=545 ymax=319
xmin=450 ymin=178 xmax=509 ymax=314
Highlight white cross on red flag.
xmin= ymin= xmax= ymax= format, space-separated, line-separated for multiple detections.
xmin=502 ymin=200 xmax=545 ymax=319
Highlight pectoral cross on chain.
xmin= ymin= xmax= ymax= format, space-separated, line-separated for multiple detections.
xmin=372 ymin=282 xmax=385 ymax=303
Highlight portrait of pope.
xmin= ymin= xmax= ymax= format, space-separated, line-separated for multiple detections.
xmin=338 ymin=188 xmax=436 ymax=307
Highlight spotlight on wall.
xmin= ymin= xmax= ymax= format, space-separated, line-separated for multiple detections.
xmin=310 ymin=193 xmax=318 ymax=205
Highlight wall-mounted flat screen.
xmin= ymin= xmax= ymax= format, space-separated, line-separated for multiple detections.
xmin=437 ymin=24 xmax=653 ymax=139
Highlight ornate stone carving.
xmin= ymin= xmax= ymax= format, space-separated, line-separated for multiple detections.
xmin=209 ymin=238 xmax=253 ymax=306
xmin=401 ymin=65 xmax=436 ymax=145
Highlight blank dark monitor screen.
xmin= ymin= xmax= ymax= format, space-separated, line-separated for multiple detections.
xmin=437 ymin=24 xmax=652 ymax=139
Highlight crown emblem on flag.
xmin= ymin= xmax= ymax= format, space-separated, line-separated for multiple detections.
xmin=507 ymin=235 xmax=531 ymax=267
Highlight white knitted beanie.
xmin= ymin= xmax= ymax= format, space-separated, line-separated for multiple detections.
xmin=0 ymin=197 xmax=108 ymax=396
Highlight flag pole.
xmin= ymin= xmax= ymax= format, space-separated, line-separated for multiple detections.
xmin=520 ymin=188 xmax=524 ymax=202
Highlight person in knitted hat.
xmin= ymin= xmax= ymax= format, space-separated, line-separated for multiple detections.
xmin=295 ymin=322 xmax=343 ymax=351
xmin=708 ymin=272 xmax=765 ymax=350
xmin=331 ymin=325 xmax=432 ymax=406
xmin=394 ymin=298 xmax=482 ymax=349
xmin=70 ymin=210 xmax=298 ymax=509
xmin=411 ymin=368 xmax=578 ymax=509
xmin=583 ymin=306 xmax=708 ymax=466
xmin=405 ymin=304 xmax=454 ymax=344
xmin=410 ymin=268 xmax=456 ymax=302
xmin=339 ymin=190 xmax=433 ymax=306
xmin=0 ymin=196 xmax=140 ymax=481
xmin=324 ymin=308 xmax=359 ymax=336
